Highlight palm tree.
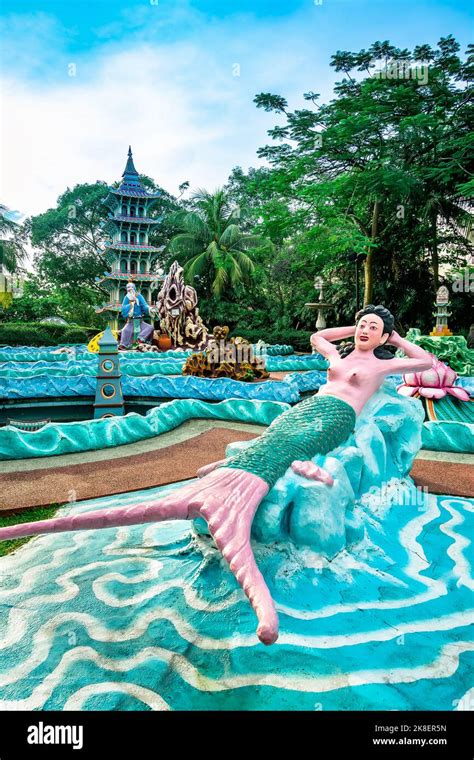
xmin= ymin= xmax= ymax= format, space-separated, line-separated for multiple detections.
xmin=0 ymin=205 xmax=26 ymax=273
xmin=168 ymin=189 xmax=268 ymax=297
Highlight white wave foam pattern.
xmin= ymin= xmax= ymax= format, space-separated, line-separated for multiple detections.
xmin=439 ymin=500 xmax=473 ymax=590
xmin=278 ymin=610 xmax=474 ymax=648
xmin=0 ymin=568 xmax=241 ymax=655
xmin=1 ymin=494 xmax=469 ymax=657
xmin=92 ymin=571 xmax=241 ymax=611
xmin=0 ymin=486 xmax=187 ymax=578
xmin=63 ymin=682 xmax=170 ymax=711
xmin=280 ymin=494 xmax=450 ymax=620
xmin=1 ymin=640 xmax=473 ymax=710
xmin=103 ymin=526 xmax=160 ymax=557
xmin=0 ymin=609 xmax=247 ymax=688
xmin=454 ymin=687 xmax=474 ymax=711
xmin=0 ymin=556 xmax=163 ymax=605
xmin=0 ymin=608 xmax=30 ymax=652
xmin=1 ymin=607 xmax=472 ymax=691
xmin=0 ymin=517 xmax=235 ymax=618
xmin=103 ymin=523 xmax=192 ymax=555
xmin=84 ymin=491 xmax=467 ymax=626
xmin=327 ymin=554 xmax=410 ymax=588
xmin=0 ymin=533 xmax=90 ymax=594
xmin=0 ymin=556 xmax=162 ymax=653
xmin=440 ymin=498 xmax=474 ymax=515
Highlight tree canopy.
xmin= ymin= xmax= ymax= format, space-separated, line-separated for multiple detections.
xmin=5 ymin=36 xmax=472 ymax=338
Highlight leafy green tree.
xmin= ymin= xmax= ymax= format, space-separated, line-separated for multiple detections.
xmin=253 ymin=36 xmax=473 ymax=321
xmin=168 ymin=188 xmax=270 ymax=297
xmin=0 ymin=274 xmax=104 ymax=327
xmin=29 ymin=182 xmax=110 ymax=295
xmin=0 ymin=205 xmax=26 ymax=273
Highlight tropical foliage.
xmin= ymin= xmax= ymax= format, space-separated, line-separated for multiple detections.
xmin=246 ymin=36 xmax=473 ymax=331
xmin=0 ymin=205 xmax=26 ymax=273
xmin=3 ymin=37 xmax=472 ymax=337
xmin=167 ymin=188 xmax=270 ymax=297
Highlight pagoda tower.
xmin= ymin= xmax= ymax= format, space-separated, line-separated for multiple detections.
xmin=97 ymin=147 xmax=166 ymax=329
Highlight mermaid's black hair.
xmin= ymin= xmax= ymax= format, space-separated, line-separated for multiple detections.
xmin=338 ymin=304 xmax=396 ymax=360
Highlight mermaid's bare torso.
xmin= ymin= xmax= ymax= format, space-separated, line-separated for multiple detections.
xmin=318 ymin=351 xmax=391 ymax=416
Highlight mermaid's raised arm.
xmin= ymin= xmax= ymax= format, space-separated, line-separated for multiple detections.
xmin=310 ymin=325 xmax=356 ymax=359
xmin=382 ymin=331 xmax=433 ymax=374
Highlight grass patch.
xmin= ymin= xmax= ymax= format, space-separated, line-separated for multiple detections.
xmin=0 ymin=503 xmax=62 ymax=557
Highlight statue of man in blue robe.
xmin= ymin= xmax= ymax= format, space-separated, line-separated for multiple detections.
xmin=119 ymin=282 xmax=154 ymax=349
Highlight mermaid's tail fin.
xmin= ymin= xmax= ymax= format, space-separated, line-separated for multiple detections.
xmin=200 ymin=470 xmax=278 ymax=644
xmin=0 ymin=495 xmax=191 ymax=542
xmin=0 ymin=467 xmax=278 ymax=644
xmin=197 ymin=458 xmax=226 ymax=477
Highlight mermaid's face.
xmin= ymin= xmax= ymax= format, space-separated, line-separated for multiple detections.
xmin=354 ymin=313 xmax=388 ymax=352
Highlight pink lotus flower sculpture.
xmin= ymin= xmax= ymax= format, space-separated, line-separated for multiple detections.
xmin=397 ymin=354 xmax=470 ymax=401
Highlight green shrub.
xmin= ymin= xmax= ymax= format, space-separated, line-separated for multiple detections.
xmin=63 ymin=327 xmax=95 ymax=344
xmin=0 ymin=322 xmax=97 ymax=347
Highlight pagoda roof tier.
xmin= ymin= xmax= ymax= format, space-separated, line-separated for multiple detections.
xmin=105 ymin=146 xmax=162 ymax=200
xmin=104 ymin=242 xmax=165 ymax=253
xmin=108 ymin=186 xmax=162 ymax=199
xmin=103 ymin=191 xmax=160 ymax=211
xmin=103 ymin=147 xmax=162 ymax=217
xmin=97 ymin=272 xmax=165 ymax=285
xmin=103 ymin=194 xmax=162 ymax=214
xmin=108 ymin=214 xmax=162 ymax=224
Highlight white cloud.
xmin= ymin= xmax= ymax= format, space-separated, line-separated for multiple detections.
xmin=0 ymin=7 xmax=336 ymax=217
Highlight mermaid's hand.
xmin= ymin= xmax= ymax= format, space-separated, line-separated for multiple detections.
xmin=291 ymin=460 xmax=334 ymax=487
xmin=200 ymin=458 xmax=335 ymax=486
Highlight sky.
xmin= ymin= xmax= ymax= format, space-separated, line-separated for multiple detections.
xmin=0 ymin=0 xmax=472 ymax=219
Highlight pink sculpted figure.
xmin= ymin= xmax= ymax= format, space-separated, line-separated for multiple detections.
xmin=0 ymin=306 xmax=433 ymax=645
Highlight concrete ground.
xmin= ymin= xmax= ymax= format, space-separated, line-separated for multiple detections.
xmin=0 ymin=418 xmax=472 ymax=510
xmin=0 ymin=421 xmax=263 ymax=510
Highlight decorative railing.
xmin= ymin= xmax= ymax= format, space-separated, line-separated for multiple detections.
xmin=100 ymin=272 xmax=165 ymax=281
xmin=109 ymin=187 xmax=162 ymax=199
xmin=109 ymin=215 xmax=160 ymax=224
xmin=8 ymin=419 xmax=50 ymax=431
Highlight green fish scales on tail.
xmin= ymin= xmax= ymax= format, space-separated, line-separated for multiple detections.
xmin=220 ymin=394 xmax=356 ymax=489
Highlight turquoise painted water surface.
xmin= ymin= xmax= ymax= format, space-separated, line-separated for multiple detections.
xmin=0 ymin=481 xmax=472 ymax=711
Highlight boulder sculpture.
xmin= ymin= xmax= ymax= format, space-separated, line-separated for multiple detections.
xmin=155 ymin=261 xmax=209 ymax=350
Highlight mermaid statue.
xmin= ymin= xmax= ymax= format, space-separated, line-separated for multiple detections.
xmin=0 ymin=305 xmax=433 ymax=645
